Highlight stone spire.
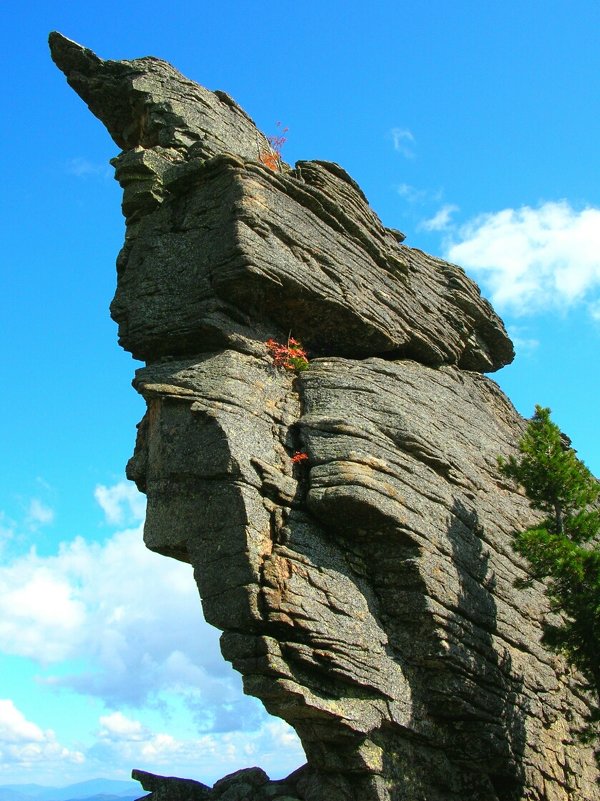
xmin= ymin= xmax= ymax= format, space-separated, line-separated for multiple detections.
xmin=51 ymin=32 xmax=599 ymax=801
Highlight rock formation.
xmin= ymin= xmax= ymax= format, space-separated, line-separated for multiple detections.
xmin=50 ymin=32 xmax=599 ymax=801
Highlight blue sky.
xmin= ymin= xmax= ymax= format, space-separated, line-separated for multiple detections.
xmin=2 ymin=0 xmax=600 ymax=788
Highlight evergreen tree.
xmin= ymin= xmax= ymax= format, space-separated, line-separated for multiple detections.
xmin=499 ymin=406 xmax=600 ymax=744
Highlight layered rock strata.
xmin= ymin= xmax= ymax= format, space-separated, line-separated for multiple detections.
xmin=51 ymin=32 xmax=599 ymax=801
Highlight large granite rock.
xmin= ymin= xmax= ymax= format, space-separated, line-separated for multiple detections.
xmin=48 ymin=31 xmax=511 ymax=372
xmin=50 ymin=32 xmax=599 ymax=801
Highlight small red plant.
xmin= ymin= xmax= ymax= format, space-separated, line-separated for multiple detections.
xmin=266 ymin=337 xmax=309 ymax=372
xmin=291 ymin=451 xmax=309 ymax=463
xmin=259 ymin=121 xmax=288 ymax=171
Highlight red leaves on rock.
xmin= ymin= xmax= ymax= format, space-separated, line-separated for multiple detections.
xmin=259 ymin=151 xmax=280 ymax=170
xmin=266 ymin=337 xmax=309 ymax=371
xmin=259 ymin=122 xmax=288 ymax=172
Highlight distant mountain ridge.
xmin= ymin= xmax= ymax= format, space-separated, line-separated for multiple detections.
xmin=0 ymin=780 xmax=140 ymax=801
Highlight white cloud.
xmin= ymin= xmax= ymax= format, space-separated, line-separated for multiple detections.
xmin=88 ymin=712 xmax=304 ymax=785
xmin=263 ymin=719 xmax=302 ymax=750
xmin=0 ymin=560 xmax=86 ymax=663
xmin=0 ymin=700 xmax=84 ymax=768
xmin=66 ymin=157 xmax=111 ymax=178
xmin=94 ymin=480 xmax=146 ymax=526
xmin=420 ymin=204 xmax=459 ymax=232
xmin=396 ymin=182 xmax=427 ymax=204
xmin=445 ymin=201 xmax=600 ymax=315
xmin=0 ymin=699 xmax=44 ymax=743
xmin=589 ymin=300 xmax=600 ymax=321
xmin=0 ymin=696 xmax=304 ymax=785
xmin=0 ymin=526 xmax=206 ymax=680
xmin=99 ymin=711 xmax=145 ymax=740
xmin=396 ymin=183 xmax=444 ymax=207
xmin=506 ymin=325 xmax=539 ymax=355
xmin=27 ymin=499 xmax=55 ymax=528
xmin=0 ymin=478 xmax=279 ymax=723
xmin=390 ymin=128 xmax=415 ymax=158
xmin=0 ymin=483 xmax=305 ymax=784
xmin=0 ymin=520 xmax=257 ymax=727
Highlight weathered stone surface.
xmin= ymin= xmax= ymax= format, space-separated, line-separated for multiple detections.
xmin=132 ymin=768 xmax=210 ymax=801
xmin=132 ymin=768 xmax=302 ymax=801
xmin=52 ymin=32 xmax=599 ymax=801
xmin=50 ymin=31 xmax=512 ymax=373
xmin=48 ymin=32 xmax=265 ymax=160
xmin=127 ymin=353 xmax=598 ymax=800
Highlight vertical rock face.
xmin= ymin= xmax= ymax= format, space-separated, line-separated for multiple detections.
xmin=50 ymin=32 xmax=598 ymax=801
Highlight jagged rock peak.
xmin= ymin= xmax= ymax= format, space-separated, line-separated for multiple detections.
xmin=48 ymin=31 xmax=265 ymax=159
xmin=49 ymin=31 xmax=513 ymax=372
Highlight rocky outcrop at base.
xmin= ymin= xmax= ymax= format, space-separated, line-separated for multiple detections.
xmin=133 ymin=766 xmax=306 ymax=801
xmin=51 ymin=32 xmax=599 ymax=801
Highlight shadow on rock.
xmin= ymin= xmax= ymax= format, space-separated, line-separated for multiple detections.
xmin=427 ymin=498 xmax=527 ymax=801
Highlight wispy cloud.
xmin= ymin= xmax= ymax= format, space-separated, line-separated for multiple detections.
xmin=66 ymin=157 xmax=111 ymax=179
xmin=390 ymin=128 xmax=416 ymax=158
xmin=589 ymin=300 xmax=600 ymax=322
xmin=26 ymin=499 xmax=55 ymax=529
xmin=94 ymin=480 xmax=146 ymax=526
xmin=506 ymin=325 xmax=539 ymax=355
xmin=396 ymin=182 xmax=444 ymax=207
xmin=396 ymin=183 xmax=427 ymax=204
xmin=445 ymin=201 xmax=600 ymax=316
xmin=0 ymin=512 xmax=15 ymax=553
xmin=88 ymin=712 xmax=303 ymax=783
xmin=0 ymin=699 xmax=304 ymax=785
xmin=419 ymin=204 xmax=459 ymax=232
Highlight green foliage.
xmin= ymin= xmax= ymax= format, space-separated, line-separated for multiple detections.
xmin=499 ymin=406 xmax=600 ymax=746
